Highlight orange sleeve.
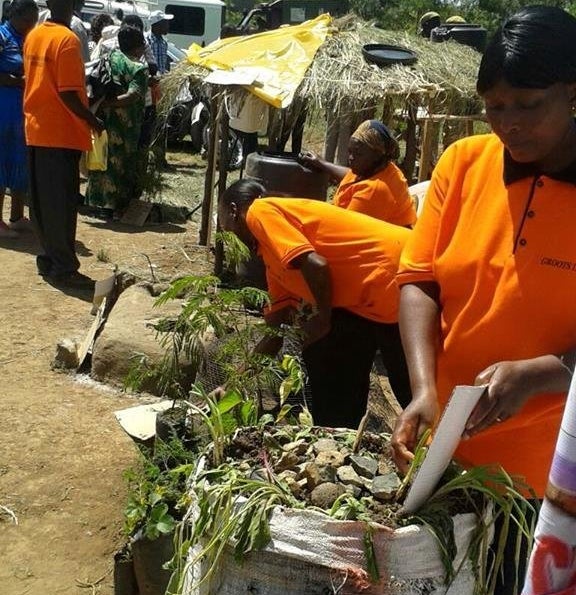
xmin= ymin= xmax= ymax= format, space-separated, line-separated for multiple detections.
xmin=247 ymin=200 xmax=314 ymax=267
xmin=396 ymin=144 xmax=455 ymax=286
xmin=55 ymin=37 xmax=85 ymax=92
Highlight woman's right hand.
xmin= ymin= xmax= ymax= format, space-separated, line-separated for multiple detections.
xmin=391 ymin=393 xmax=439 ymax=475
xmin=297 ymin=150 xmax=322 ymax=171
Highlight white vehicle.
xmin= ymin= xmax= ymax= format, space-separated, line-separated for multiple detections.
xmin=3 ymin=0 xmax=225 ymax=50
xmin=79 ymin=0 xmax=151 ymax=24
xmin=155 ymin=0 xmax=224 ymax=49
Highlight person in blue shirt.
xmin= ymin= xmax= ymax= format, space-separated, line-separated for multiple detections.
xmin=146 ymin=10 xmax=172 ymax=75
xmin=0 ymin=0 xmax=38 ymax=238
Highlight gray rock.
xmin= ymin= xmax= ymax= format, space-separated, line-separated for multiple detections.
xmin=301 ymin=463 xmax=322 ymax=490
xmin=310 ymin=482 xmax=345 ymax=509
xmin=150 ymin=282 xmax=170 ymax=297
xmin=301 ymin=462 xmax=336 ymax=489
xmin=315 ymin=450 xmax=345 ymax=469
xmin=321 ymin=465 xmax=338 ymax=484
xmin=378 ymin=458 xmax=393 ymax=476
xmin=350 ymin=455 xmax=378 ymax=479
xmin=344 ymin=484 xmax=363 ymax=498
xmin=371 ymin=473 xmax=402 ymax=502
xmin=115 ymin=270 xmax=137 ymax=293
xmin=313 ymin=438 xmax=338 ymax=454
xmin=275 ymin=451 xmax=299 ymax=472
xmin=282 ymin=440 xmax=308 ymax=456
xmin=52 ymin=338 xmax=80 ymax=370
xmin=283 ymin=476 xmax=303 ymax=498
xmin=336 ymin=465 xmax=365 ymax=489
xmin=91 ymin=284 xmax=207 ymax=395
xmin=277 ymin=470 xmax=298 ymax=483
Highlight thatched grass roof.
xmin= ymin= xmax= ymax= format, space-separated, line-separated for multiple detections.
xmin=162 ymin=16 xmax=483 ymax=117
xmin=301 ymin=17 xmax=483 ymax=115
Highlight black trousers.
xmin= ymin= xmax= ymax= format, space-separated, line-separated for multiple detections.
xmin=29 ymin=146 xmax=81 ymax=277
xmin=302 ymin=308 xmax=412 ymax=428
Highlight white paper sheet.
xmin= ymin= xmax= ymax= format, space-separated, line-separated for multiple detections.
xmin=114 ymin=400 xmax=174 ymax=441
xmin=402 ymin=384 xmax=487 ymax=513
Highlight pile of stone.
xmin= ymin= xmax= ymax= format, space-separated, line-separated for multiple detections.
xmin=223 ymin=426 xmax=404 ymax=519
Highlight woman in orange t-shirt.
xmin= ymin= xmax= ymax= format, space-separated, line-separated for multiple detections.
xmin=391 ymin=7 xmax=576 ymax=594
xmin=298 ymin=120 xmax=416 ymax=227
xmin=219 ymin=178 xmax=412 ymax=429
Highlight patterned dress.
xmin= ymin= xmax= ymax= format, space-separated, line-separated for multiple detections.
xmin=0 ymin=21 xmax=27 ymax=192
xmin=86 ymin=49 xmax=147 ymax=213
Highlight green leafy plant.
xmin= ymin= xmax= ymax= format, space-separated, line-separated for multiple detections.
xmin=123 ymin=439 xmax=196 ymax=542
xmin=216 ymin=230 xmax=251 ymax=272
xmin=126 ymin=274 xmax=306 ymax=412
xmin=398 ymin=441 xmax=537 ymax=595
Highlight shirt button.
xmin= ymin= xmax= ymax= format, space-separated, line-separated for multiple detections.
xmin=536 ymin=180 xmax=544 ymax=187
xmin=527 ymin=210 xmax=535 ymax=218
xmin=519 ymin=238 xmax=527 ymax=246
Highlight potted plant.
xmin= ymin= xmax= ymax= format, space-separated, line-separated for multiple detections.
xmin=120 ymin=438 xmax=197 ymax=595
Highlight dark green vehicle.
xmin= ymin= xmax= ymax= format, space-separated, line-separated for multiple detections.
xmin=236 ymin=0 xmax=349 ymax=33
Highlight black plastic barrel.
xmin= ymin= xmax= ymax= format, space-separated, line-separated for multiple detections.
xmin=431 ymin=24 xmax=487 ymax=53
xmin=239 ymin=152 xmax=328 ymax=288
xmin=245 ymin=151 xmax=329 ymax=199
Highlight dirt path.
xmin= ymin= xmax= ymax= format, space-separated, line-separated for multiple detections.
xmin=0 ymin=189 xmax=204 ymax=594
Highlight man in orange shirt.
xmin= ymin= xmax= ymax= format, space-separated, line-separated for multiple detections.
xmin=299 ymin=120 xmax=416 ymax=227
xmin=219 ymin=178 xmax=412 ymax=428
xmin=24 ymin=0 xmax=103 ymax=289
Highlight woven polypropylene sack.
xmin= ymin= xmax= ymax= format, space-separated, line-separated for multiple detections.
xmin=183 ymin=504 xmax=478 ymax=595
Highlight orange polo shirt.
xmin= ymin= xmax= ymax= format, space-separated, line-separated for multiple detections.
xmin=333 ymin=162 xmax=417 ymax=227
xmin=24 ymin=22 xmax=90 ymax=151
xmin=398 ymin=133 xmax=576 ymax=496
xmin=246 ymin=198 xmax=411 ymax=324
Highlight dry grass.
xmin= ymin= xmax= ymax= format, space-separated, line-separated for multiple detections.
xmin=160 ymin=15 xmax=482 ymax=124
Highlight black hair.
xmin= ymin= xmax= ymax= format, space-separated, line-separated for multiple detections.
xmin=90 ymin=13 xmax=114 ymax=42
xmin=6 ymin=0 xmax=38 ymax=19
xmin=477 ymin=5 xmax=576 ymax=94
xmin=221 ymin=179 xmax=266 ymax=208
xmin=118 ymin=24 xmax=145 ymax=54
xmin=122 ymin=13 xmax=144 ymax=31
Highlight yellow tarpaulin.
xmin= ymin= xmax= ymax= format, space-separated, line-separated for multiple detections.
xmin=186 ymin=14 xmax=332 ymax=109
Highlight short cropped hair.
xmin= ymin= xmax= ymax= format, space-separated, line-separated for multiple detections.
xmin=477 ymin=5 xmax=576 ymax=94
xmin=221 ymin=179 xmax=266 ymax=208
xmin=122 ymin=13 xmax=144 ymax=31
xmin=6 ymin=0 xmax=38 ymax=19
xmin=118 ymin=24 xmax=145 ymax=54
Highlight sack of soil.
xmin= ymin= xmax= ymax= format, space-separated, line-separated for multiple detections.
xmin=170 ymin=426 xmax=498 ymax=595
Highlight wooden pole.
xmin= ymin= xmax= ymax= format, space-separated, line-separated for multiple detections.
xmin=418 ymin=98 xmax=441 ymax=183
xmin=199 ymin=90 xmax=220 ymax=246
xmin=401 ymin=102 xmax=418 ymax=183
xmin=214 ymin=106 xmax=230 ymax=277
